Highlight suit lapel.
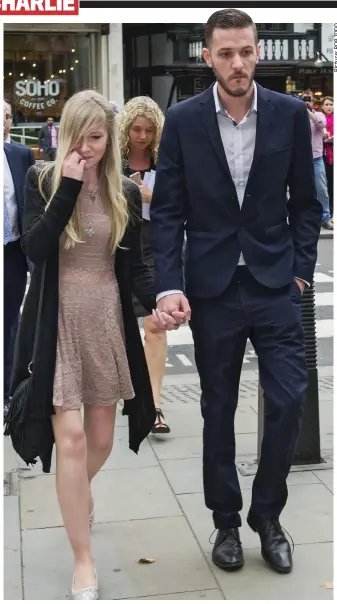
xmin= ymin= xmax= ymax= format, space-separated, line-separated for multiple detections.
xmin=247 ymin=85 xmax=275 ymax=186
xmin=198 ymin=87 xmax=232 ymax=181
xmin=4 ymin=144 xmax=21 ymax=206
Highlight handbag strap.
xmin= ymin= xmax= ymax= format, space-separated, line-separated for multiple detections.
xmin=29 ymin=261 xmax=47 ymax=375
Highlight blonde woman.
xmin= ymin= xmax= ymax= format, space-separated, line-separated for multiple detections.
xmin=118 ymin=96 xmax=170 ymax=435
xmin=10 ymin=91 xmax=178 ymax=599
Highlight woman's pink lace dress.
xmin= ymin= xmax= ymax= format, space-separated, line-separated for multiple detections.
xmin=53 ymin=191 xmax=135 ymax=409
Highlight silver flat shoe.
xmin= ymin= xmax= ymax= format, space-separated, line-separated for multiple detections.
xmin=89 ymin=506 xmax=95 ymax=530
xmin=89 ymin=494 xmax=95 ymax=530
xmin=71 ymin=569 xmax=99 ymax=600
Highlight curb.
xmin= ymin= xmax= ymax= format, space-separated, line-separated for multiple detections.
xmin=320 ymin=231 xmax=333 ymax=240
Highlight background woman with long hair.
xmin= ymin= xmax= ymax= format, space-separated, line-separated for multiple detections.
xmin=118 ymin=96 xmax=171 ymax=435
xmin=10 ymin=90 xmax=176 ymax=599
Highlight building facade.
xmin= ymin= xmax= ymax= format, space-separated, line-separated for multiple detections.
xmin=4 ymin=23 xmax=123 ymax=129
xmin=4 ymin=21 xmax=333 ymax=137
xmin=123 ymin=22 xmax=333 ymax=111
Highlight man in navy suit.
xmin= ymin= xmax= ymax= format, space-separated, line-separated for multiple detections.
xmin=150 ymin=10 xmax=322 ymax=574
xmin=4 ymin=100 xmax=35 ymax=417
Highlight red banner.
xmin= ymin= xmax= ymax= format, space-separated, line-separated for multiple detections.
xmin=0 ymin=0 xmax=79 ymax=14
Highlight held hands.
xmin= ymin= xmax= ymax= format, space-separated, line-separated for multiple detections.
xmin=152 ymin=294 xmax=191 ymax=331
xmin=130 ymin=173 xmax=152 ymax=203
xmin=62 ymin=152 xmax=86 ymax=181
xmin=139 ymin=184 xmax=152 ymax=204
xmin=295 ymin=278 xmax=305 ymax=294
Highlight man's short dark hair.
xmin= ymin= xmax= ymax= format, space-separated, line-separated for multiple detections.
xmin=205 ymin=9 xmax=258 ymax=48
xmin=302 ymin=89 xmax=313 ymax=100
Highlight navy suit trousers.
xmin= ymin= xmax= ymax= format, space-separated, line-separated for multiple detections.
xmin=189 ymin=266 xmax=307 ymax=528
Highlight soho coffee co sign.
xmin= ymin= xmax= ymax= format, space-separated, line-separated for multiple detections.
xmin=15 ymin=78 xmax=60 ymax=110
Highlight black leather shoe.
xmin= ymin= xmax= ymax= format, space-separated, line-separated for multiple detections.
xmin=247 ymin=514 xmax=293 ymax=574
xmin=212 ymin=528 xmax=244 ymax=571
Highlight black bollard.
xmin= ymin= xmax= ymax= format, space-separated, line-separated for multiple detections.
xmin=257 ymin=283 xmax=322 ymax=465
xmin=293 ymin=283 xmax=322 ymax=464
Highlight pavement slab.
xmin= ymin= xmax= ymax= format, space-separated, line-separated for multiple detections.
xmin=4 ymin=369 xmax=333 ymax=600
xmin=22 ymin=517 xmax=218 ymax=600
xmin=177 ymin=482 xmax=333 ymax=555
xmin=20 ymin=465 xmax=183 ymax=530
xmin=4 ymin=496 xmax=23 ymax=600
xmin=210 ymin=542 xmax=333 ymax=600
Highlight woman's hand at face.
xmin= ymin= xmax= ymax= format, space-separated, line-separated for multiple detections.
xmin=62 ymin=152 xmax=86 ymax=181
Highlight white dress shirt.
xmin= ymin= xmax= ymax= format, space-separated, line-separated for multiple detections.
xmin=4 ymin=150 xmax=20 ymax=242
xmin=214 ymin=81 xmax=257 ymax=266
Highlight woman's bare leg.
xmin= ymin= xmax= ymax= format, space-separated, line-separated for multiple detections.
xmin=84 ymin=404 xmax=117 ymax=484
xmin=52 ymin=407 xmax=96 ymax=589
xmin=143 ymin=315 xmax=167 ymax=414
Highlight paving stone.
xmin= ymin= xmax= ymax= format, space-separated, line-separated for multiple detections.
xmin=4 ymin=496 xmax=21 ymax=551
xmin=4 ymin=550 xmax=23 ymax=600
xmin=130 ymin=589 xmax=224 ymax=600
xmin=211 ymin=542 xmax=333 ymax=600
xmin=178 ymin=483 xmax=333 ymax=554
xmin=22 ymin=517 xmax=218 ymax=600
xmin=4 ymin=370 xmax=333 ymax=600
xmin=20 ymin=466 xmax=182 ymax=529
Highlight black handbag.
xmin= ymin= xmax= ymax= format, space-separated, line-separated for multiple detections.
xmin=4 ymin=262 xmax=54 ymax=468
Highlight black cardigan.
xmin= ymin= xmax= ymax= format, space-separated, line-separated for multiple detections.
xmin=10 ymin=166 xmax=157 ymax=472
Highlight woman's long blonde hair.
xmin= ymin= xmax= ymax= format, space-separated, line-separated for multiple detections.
xmin=117 ymin=96 xmax=164 ymax=167
xmin=38 ymin=89 xmax=128 ymax=253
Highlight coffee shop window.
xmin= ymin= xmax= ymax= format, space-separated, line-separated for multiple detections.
xmin=4 ymin=33 xmax=90 ymax=124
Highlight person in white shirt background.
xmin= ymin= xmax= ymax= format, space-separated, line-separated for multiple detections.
xmin=118 ymin=97 xmax=171 ymax=435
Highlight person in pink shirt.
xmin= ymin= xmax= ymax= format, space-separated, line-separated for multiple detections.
xmin=322 ymin=96 xmax=334 ymax=219
xmin=38 ymin=116 xmax=58 ymax=161
xmin=303 ymin=91 xmax=333 ymax=230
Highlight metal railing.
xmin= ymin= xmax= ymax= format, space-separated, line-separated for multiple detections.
xmin=10 ymin=133 xmax=39 ymax=145
xmin=9 ymin=129 xmax=43 ymax=160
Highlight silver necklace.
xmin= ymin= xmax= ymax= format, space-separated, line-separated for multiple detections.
xmin=84 ymin=214 xmax=95 ymax=237
xmin=88 ymin=187 xmax=98 ymax=202
xmin=83 ymin=186 xmax=98 ymax=236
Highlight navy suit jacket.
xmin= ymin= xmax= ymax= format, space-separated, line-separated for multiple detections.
xmin=150 ymin=84 xmax=322 ymax=299
xmin=4 ymin=142 xmax=35 ymax=237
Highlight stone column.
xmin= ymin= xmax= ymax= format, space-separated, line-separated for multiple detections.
xmin=107 ymin=23 xmax=124 ymax=110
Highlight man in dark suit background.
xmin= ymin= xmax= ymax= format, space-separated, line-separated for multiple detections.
xmin=150 ymin=10 xmax=321 ymax=574
xmin=38 ymin=116 xmax=58 ymax=161
xmin=4 ymin=99 xmax=13 ymax=143
xmin=4 ymin=100 xmax=35 ymax=417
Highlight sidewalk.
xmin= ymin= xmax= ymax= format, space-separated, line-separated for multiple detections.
xmin=4 ymin=367 xmax=333 ymax=600
xmin=320 ymin=230 xmax=333 ymax=240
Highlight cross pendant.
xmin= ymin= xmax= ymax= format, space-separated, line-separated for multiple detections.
xmin=85 ymin=226 xmax=95 ymax=237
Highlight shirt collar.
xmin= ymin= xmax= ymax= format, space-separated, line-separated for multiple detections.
xmin=213 ymin=80 xmax=257 ymax=117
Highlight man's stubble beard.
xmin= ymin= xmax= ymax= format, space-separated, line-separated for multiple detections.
xmin=213 ymin=65 xmax=256 ymax=98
